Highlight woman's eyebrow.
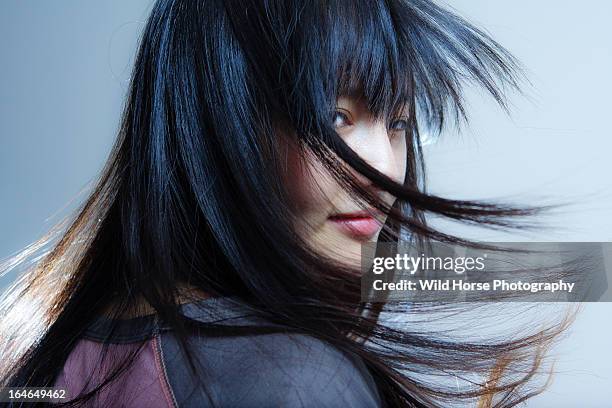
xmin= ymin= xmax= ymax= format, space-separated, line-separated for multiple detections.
xmin=398 ymin=104 xmax=411 ymax=115
xmin=392 ymin=101 xmax=412 ymax=116
xmin=339 ymin=89 xmax=362 ymax=99
xmin=337 ymin=83 xmax=366 ymax=100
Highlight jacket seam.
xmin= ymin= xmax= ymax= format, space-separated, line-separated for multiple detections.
xmin=152 ymin=334 xmax=179 ymax=408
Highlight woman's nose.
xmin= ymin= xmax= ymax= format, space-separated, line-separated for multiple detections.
xmin=352 ymin=121 xmax=403 ymax=183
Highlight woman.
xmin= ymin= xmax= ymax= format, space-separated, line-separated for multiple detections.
xmin=0 ymin=0 xmax=571 ymax=406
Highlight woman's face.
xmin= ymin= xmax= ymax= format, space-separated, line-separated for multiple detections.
xmin=285 ymin=95 xmax=408 ymax=265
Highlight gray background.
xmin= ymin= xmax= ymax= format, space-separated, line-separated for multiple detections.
xmin=1 ymin=1 xmax=610 ymax=406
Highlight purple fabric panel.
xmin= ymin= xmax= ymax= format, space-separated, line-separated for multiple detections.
xmin=52 ymin=337 xmax=173 ymax=407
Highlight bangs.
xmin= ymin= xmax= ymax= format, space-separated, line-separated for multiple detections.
xmin=321 ymin=0 xmax=522 ymax=134
xmin=324 ymin=1 xmax=413 ymax=124
xmin=220 ymin=0 xmax=522 ymax=172
xmin=223 ymin=0 xmax=522 ymax=136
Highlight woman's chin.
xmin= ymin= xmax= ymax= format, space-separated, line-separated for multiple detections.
xmin=309 ymin=230 xmax=380 ymax=268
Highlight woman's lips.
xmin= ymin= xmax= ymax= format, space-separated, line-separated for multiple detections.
xmin=328 ymin=211 xmax=382 ymax=240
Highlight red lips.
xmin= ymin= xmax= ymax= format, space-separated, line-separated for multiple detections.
xmin=328 ymin=211 xmax=382 ymax=240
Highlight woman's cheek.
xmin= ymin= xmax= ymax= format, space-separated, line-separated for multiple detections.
xmin=284 ymin=147 xmax=336 ymax=219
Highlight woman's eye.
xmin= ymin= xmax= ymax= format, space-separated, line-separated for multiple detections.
xmin=389 ymin=118 xmax=408 ymax=131
xmin=332 ymin=110 xmax=352 ymax=128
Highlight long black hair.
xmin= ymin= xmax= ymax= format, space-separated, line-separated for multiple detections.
xmin=0 ymin=0 xmax=573 ymax=406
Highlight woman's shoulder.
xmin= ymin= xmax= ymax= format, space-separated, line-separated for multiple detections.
xmin=161 ymin=297 xmax=382 ymax=407
xmin=163 ymin=328 xmax=382 ymax=407
xmin=58 ymin=296 xmax=382 ymax=407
